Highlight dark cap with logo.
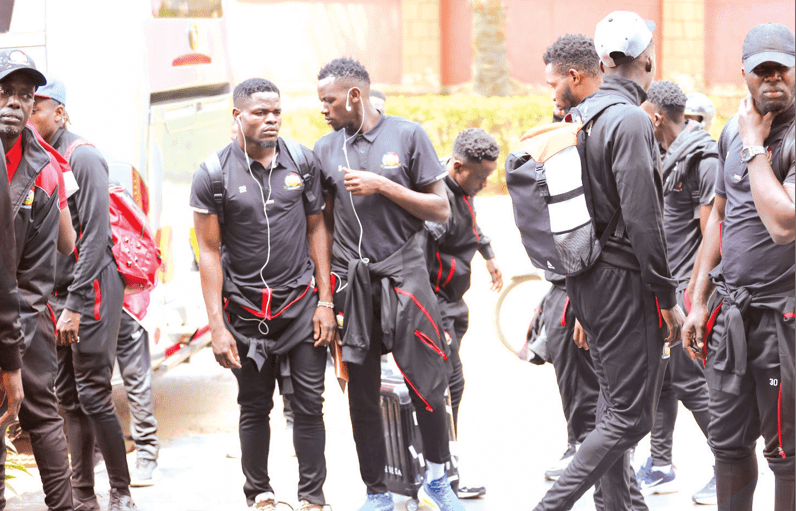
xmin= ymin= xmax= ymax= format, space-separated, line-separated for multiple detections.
xmin=0 ymin=49 xmax=46 ymax=87
xmin=743 ymin=23 xmax=795 ymax=74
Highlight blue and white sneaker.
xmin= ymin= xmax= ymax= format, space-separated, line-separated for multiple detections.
xmin=357 ymin=492 xmax=394 ymax=511
xmin=418 ymin=474 xmax=464 ymax=511
xmin=692 ymin=470 xmax=717 ymax=505
xmin=636 ymin=457 xmax=678 ymax=495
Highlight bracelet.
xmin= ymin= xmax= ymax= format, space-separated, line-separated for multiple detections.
xmin=317 ymin=301 xmax=335 ymax=309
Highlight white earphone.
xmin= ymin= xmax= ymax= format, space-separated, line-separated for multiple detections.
xmin=341 ymin=87 xmax=368 ymax=263
xmin=235 ymin=110 xmax=277 ymax=334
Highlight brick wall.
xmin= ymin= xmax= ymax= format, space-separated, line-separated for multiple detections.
xmin=401 ymin=0 xmax=442 ymax=90
xmin=661 ymin=0 xmax=706 ymax=90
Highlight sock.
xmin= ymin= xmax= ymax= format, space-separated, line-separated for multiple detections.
xmin=428 ymin=461 xmax=445 ymax=481
xmin=652 ymin=463 xmax=672 ymax=472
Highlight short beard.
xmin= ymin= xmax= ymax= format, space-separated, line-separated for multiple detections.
xmin=561 ymin=84 xmax=579 ymax=114
xmin=255 ymin=140 xmax=277 ymax=150
xmin=0 ymin=125 xmax=21 ymax=138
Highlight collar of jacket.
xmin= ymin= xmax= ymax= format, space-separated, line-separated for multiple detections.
xmin=661 ymin=121 xmax=717 ymax=192
xmin=597 ymin=75 xmax=648 ymax=107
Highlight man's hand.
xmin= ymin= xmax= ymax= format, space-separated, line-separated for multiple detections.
xmin=661 ymin=305 xmax=686 ymax=348
xmin=485 ymin=258 xmax=503 ymax=292
xmin=212 ymin=327 xmax=241 ymax=369
xmin=0 ymin=369 xmax=23 ymax=431
xmin=343 ymin=167 xmax=385 ymax=196
xmin=56 ymin=309 xmax=81 ymax=346
xmin=738 ymin=95 xmax=775 ymax=147
xmin=573 ymin=319 xmax=588 ymax=350
xmin=313 ymin=307 xmax=338 ymax=348
xmin=682 ymin=304 xmax=709 ymax=361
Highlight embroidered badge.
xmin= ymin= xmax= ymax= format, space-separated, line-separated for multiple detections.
xmin=284 ymin=172 xmax=303 ymax=190
xmin=9 ymin=50 xmax=29 ymax=65
xmin=766 ymin=146 xmax=773 ymax=166
xmin=673 ymin=182 xmax=684 ymax=192
xmin=380 ymin=152 xmax=401 ymax=169
xmin=21 ymin=187 xmax=34 ymax=208
xmin=238 ymin=185 xmax=247 ymax=194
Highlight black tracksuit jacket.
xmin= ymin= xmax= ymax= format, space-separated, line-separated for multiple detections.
xmin=49 ymin=128 xmax=115 ymax=315
xmin=425 ymin=173 xmax=494 ymax=303
xmin=578 ymin=75 xmax=676 ymax=308
xmin=0 ymin=157 xmax=23 ymax=371
xmin=8 ymin=127 xmax=63 ymax=350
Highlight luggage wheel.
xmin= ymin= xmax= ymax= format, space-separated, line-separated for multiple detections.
xmin=406 ymin=499 xmax=419 ymax=511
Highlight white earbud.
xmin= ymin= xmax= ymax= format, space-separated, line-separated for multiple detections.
xmin=346 ymin=98 xmax=352 ymax=111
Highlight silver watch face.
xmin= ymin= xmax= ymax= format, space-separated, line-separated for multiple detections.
xmin=742 ymin=147 xmax=763 ymax=162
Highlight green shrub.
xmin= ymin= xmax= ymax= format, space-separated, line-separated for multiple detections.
xmin=282 ymin=92 xmax=732 ymax=196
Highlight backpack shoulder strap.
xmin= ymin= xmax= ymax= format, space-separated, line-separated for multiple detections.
xmin=779 ymin=120 xmax=795 ymax=182
xmin=65 ymin=138 xmax=94 ymax=162
xmin=202 ymin=151 xmax=225 ymax=227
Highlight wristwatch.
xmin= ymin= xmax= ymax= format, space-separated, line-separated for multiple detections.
xmin=741 ymin=146 xmax=767 ymax=163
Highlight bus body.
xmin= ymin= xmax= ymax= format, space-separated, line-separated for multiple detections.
xmin=0 ymin=0 xmax=235 ymax=373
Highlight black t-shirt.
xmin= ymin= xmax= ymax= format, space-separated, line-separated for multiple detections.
xmin=314 ymin=114 xmax=447 ymax=270
xmin=190 ymin=139 xmax=324 ymax=299
xmin=663 ymin=128 xmax=717 ymax=281
xmin=715 ymin=108 xmax=795 ymax=294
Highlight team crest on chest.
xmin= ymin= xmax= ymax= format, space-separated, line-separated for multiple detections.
xmin=381 ymin=152 xmax=401 ymax=169
xmin=21 ymin=187 xmax=34 ymax=208
xmin=766 ymin=146 xmax=773 ymax=166
xmin=284 ymin=172 xmax=303 ymax=190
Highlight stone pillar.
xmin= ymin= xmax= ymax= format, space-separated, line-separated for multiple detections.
xmin=661 ymin=0 xmax=706 ymax=91
xmin=401 ymin=0 xmax=442 ymax=91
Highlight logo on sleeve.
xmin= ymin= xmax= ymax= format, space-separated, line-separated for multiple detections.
xmin=380 ymin=152 xmax=401 ymax=169
xmin=766 ymin=146 xmax=773 ymax=166
xmin=284 ymin=172 xmax=303 ymax=191
xmin=21 ymin=187 xmax=34 ymax=209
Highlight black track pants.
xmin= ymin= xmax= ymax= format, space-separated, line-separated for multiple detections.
xmin=230 ymin=314 xmax=328 ymax=506
xmin=348 ymin=295 xmax=451 ymax=495
xmin=438 ymin=298 xmax=468 ymax=434
xmin=706 ymin=305 xmax=794 ymax=511
xmin=534 ymin=264 xmax=665 ymax=511
xmin=0 ymin=311 xmax=73 ymax=511
xmin=544 ymin=284 xmax=599 ymax=445
xmin=54 ymin=263 xmax=130 ymax=493
xmin=649 ymin=289 xmax=710 ymax=466
xmin=116 ymin=312 xmax=159 ymax=462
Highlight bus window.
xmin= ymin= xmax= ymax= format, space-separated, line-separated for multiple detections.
xmin=152 ymin=0 xmax=222 ymax=18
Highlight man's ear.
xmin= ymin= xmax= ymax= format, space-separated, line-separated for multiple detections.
xmin=599 ymin=61 xmax=605 ymax=74
xmin=54 ymin=104 xmax=65 ymax=124
xmin=653 ymin=112 xmax=663 ymax=127
xmin=569 ymin=68 xmax=581 ymax=85
xmin=645 ymin=55 xmax=653 ymax=73
xmin=741 ymin=65 xmax=746 ymax=80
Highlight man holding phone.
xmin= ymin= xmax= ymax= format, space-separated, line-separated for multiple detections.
xmin=683 ymin=23 xmax=795 ymax=511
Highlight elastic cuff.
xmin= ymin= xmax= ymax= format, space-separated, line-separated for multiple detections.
xmin=656 ymin=290 xmax=677 ymax=311
xmin=478 ymin=244 xmax=495 ymax=260
xmin=63 ymin=291 xmax=89 ymax=315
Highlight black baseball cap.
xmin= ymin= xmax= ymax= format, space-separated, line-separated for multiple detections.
xmin=742 ymin=23 xmax=795 ymax=74
xmin=0 ymin=49 xmax=46 ymax=87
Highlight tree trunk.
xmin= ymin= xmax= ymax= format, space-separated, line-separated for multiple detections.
xmin=470 ymin=0 xmax=511 ymax=96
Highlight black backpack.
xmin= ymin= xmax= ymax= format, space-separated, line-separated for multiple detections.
xmin=505 ymin=96 xmax=625 ymax=276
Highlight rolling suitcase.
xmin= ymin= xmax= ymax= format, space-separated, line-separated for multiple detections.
xmin=380 ymin=371 xmax=458 ymax=511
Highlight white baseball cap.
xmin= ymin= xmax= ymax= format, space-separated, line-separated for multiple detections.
xmin=594 ymin=11 xmax=656 ymax=68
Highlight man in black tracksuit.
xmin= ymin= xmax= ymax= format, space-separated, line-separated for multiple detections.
xmin=0 ymin=155 xmax=24 ymax=437
xmin=637 ymin=81 xmax=717 ymax=501
xmin=192 ymin=78 xmax=335 ymax=511
xmin=31 ymin=81 xmax=135 ymax=509
xmin=539 ymin=34 xmax=604 ymax=483
xmin=533 ymin=12 xmax=683 ymax=511
xmin=683 ymin=23 xmax=795 ymax=511
xmin=314 ymin=58 xmax=462 ymax=511
xmin=0 ymin=52 xmax=78 ymax=511
xmin=425 ymin=128 xmax=502 ymax=499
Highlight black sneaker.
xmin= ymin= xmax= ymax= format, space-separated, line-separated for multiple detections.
xmin=108 ymin=489 xmax=137 ymax=511
xmin=72 ymin=489 xmax=100 ymax=511
xmin=455 ymin=485 xmax=486 ymax=499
